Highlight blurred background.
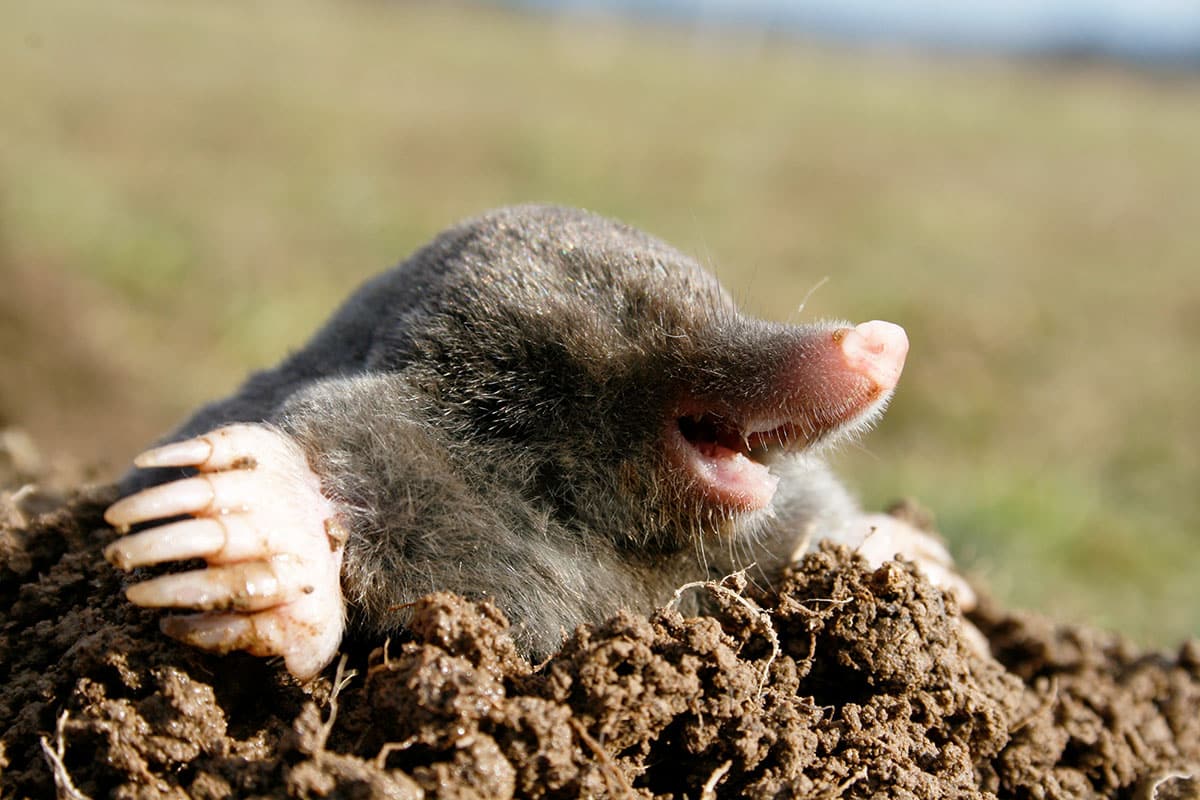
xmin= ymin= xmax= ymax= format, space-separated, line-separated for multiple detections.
xmin=2 ymin=0 xmax=1197 ymax=644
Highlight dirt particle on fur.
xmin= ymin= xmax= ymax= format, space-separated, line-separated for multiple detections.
xmin=2 ymin=465 xmax=1198 ymax=798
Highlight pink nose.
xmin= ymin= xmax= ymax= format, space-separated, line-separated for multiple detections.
xmin=839 ymin=320 xmax=909 ymax=391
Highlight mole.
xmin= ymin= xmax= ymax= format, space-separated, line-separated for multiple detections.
xmin=103 ymin=204 xmax=972 ymax=679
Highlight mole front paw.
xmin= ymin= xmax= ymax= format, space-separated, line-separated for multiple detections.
xmin=104 ymin=423 xmax=346 ymax=680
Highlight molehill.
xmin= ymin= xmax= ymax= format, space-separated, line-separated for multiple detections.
xmin=1 ymin=446 xmax=1197 ymax=799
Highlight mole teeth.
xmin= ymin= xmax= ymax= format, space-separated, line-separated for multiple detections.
xmin=675 ymin=411 xmax=803 ymax=467
xmin=743 ymin=417 xmax=787 ymax=437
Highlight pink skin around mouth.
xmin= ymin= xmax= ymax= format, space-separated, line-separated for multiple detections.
xmin=671 ymin=320 xmax=909 ymax=512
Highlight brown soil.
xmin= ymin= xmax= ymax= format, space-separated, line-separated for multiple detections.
xmin=2 ymin=444 xmax=1198 ymax=799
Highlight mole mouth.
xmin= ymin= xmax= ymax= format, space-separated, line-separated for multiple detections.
xmin=671 ymin=413 xmax=797 ymax=512
xmin=676 ymin=414 xmax=795 ymax=464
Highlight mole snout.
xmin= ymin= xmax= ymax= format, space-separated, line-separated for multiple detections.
xmin=670 ymin=319 xmax=909 ymax=514
xmin=838 ymin=320 xmax=908 ymax=393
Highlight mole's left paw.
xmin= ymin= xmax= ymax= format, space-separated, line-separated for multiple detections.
xmin=104 ymin=424 xmax=346 ymax=680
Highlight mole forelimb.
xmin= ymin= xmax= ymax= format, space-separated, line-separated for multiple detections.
xmin=104 ymin=204 xmax=974 ymax=679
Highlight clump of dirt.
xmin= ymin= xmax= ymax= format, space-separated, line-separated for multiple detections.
xmin=2 ymin=442 xmax=1197 ymax=798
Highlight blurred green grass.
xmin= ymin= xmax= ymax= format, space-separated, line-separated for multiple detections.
xmin=2 ymin=0 xmax=1197 ymax=644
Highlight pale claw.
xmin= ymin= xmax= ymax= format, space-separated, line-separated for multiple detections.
xmin=132 ymin=425 xmax=288 ymax=471
xmin=105 ymin=518 xmax=227 ymax=569
xmin=105 ymin=423 xmax=346 ymax=680
xmin=105 ymin=476 xmax=222 ymax=530
xmin=161 ymin=606 xmax=341 ymax=681
xmin=133 ymin=437 xmax=214 ymax=469
xmin=125 ymin=558 xmax=307 ymax=611
xmin=106 ymin=510 xmax=306 ymax=568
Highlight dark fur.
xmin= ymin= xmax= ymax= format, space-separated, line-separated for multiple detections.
xmin=130 ymin=205 xmax=862 ymax=658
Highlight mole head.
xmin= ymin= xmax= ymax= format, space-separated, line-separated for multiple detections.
xmin=415 ymin=206 xmax=908 ymax=551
